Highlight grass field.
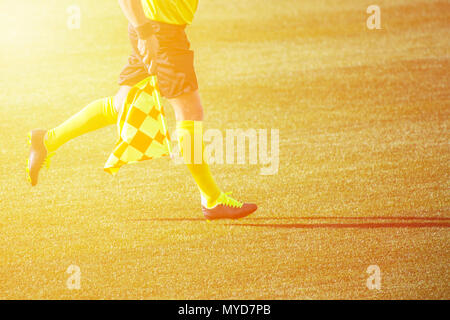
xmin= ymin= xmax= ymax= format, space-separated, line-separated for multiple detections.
xmin=0 ymin=0 xmax=449 ymax=299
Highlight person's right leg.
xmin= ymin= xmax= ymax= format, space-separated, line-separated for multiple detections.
xmin=27 ymin=86 xmax=131 ymax=186
xmin=28 ymin=22 xmax=153 ymax=186
xmin=44 ymin=85 xmax=130 ymax=152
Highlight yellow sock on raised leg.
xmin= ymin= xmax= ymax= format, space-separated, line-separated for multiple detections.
xmin=27 ymin=96 xmax=118 ymax=186
xmin=45 ymin=96 xmax=117 ymax=152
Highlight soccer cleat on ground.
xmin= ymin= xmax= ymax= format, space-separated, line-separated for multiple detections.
xmin=27 ymin=129 xmax=52 ymax=186
xmin=202 ymin=192 xmax=257 ymax=220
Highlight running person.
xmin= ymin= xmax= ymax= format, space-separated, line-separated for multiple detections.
xmin=27 ymin=0 xmax=257 ymax=220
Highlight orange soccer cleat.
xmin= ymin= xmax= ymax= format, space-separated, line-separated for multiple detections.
xmin=27 ymin=129 xmax=53 ymax=186
xmin=202 ymin=192 xmax=257 ymax=220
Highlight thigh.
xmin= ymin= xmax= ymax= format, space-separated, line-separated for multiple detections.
xmin=168 ymin=90 xmax=203 ymax=121
xmin=113 ymin=85 xmax=132 ymax=114
xmin=151 ymin=22 xmax=199 ymax=99
xmin=118 ymin=23 xmax=150 ymax=87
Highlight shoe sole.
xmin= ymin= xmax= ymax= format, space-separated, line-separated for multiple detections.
xmin=26 ymin=130 xmax=50 ymax=186
xmin=26 ymin=132 xmax=32 ymax=184
xmin=203 ymin=207 xmax=257 ymax=221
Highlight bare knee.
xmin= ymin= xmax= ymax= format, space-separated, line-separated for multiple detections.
xmin=168 ymin=90 xmax=204 ymax=121
xmin=114 ymin=85 xmax=132 ymax=114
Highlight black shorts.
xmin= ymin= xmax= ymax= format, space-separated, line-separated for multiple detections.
xmin=118 ymin=21 xmax=198 ymax=99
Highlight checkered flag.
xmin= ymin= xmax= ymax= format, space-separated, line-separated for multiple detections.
xmin=104 ymin=76 xmax=171 ymax=175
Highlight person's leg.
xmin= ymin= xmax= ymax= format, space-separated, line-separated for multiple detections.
xmin=44 ymin=86 xmax=130 ymax=152
xmin=114 ymin=85 xmax=132 ymax=115
xmin=169 ymin=90 xmax=257 ymax=218
xmin=169 ymin=90 xmax=203 ymax=121
xmin=148 ymin=21 xmax=256 ymax=218
xmin=27 ymin=86 xmax=131 ymax=186
xmin=28 ymin=23 xmax=149 ymax=186
xmin=169 ymin=90 xmax=221 ymax=208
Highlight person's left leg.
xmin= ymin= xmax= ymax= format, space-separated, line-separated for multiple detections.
xmin=169 ymin=90 xmax=221 ymax=208
xmin=169 ymin=90 xmax=257 ymax=219
xmin=139 ymin=21 xmax=256 ymax=219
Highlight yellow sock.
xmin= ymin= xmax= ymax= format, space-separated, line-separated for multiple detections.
xmin=45 ymin=97 xmax=117 ymax=152
xmin=177 ymin=120 xmax=221 ymax=207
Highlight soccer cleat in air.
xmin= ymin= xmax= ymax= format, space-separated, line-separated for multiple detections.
xmin=27 ymin=129 xmax=53 ymax=186
xmin=202 ymin=192 xmax=257 ymax=220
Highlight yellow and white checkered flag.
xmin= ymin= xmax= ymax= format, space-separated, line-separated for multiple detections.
xmin=104 ymin=76 xmax=171 ymax=175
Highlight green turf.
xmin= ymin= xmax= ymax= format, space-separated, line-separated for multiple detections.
xmin=0 ymin=0 xmax=448 ymax=299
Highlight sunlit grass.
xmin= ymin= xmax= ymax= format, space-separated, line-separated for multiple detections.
xmin=0 ymin=0 xmax=448 ymax=299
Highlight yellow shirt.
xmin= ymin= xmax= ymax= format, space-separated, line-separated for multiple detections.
xmin=141 ymin=0 xmax=198 ymax=25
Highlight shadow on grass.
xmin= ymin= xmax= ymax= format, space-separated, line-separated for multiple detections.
xmin=130 ymin=216 xmax=450 ymax=228
xmin=228 ymin=222 xmax=450 ymax=229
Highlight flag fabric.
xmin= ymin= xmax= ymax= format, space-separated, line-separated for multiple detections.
xmin=104 ymin=76 xmax=171 ymax=175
